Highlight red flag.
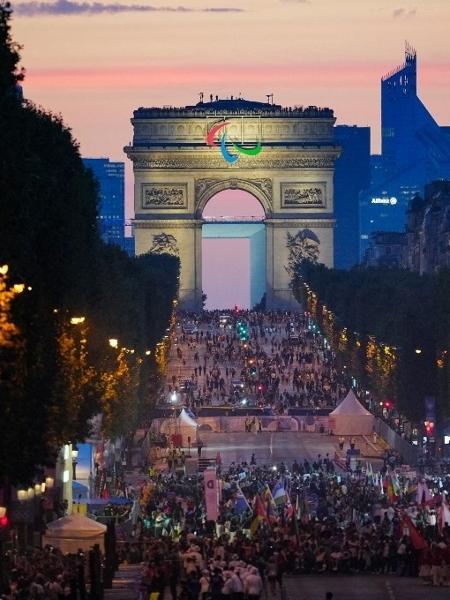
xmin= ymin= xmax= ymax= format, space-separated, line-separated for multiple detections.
xmin=401 ymin=514 xmax=427 ymax=551
xmin=254 ymin=494 xmax=268 ymax=520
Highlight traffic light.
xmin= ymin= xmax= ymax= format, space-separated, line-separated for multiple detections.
xmin=250 ymin=366 xmax=257 ymax=377
xmin=424 ymin=420 xmax=435 ymax=437
xmin=384 ymin=401 xmax=392 ymax=409
xmin=0 ymin=515 xmax=8 ymax=528
xmin=257 ymin=384 xmax=264 ymax=392
xmin=236 ymin=320 xmax=249 ymax=342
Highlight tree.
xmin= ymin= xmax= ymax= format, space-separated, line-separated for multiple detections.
xmin=292 ymin=263 xmax=449 ymax=423
xmin=0 ymin=4 xmax=180 ymax=484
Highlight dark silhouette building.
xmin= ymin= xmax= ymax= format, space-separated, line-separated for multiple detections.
xmin=364 ymin=180 xmax=450 ymax=272
xmin=382 ymin=43 xmax=450 ymax=186
xmin=363 ymin=231 xmax=406 ymax=268
xmin=334 ymin=125 xmax=370 ymax=268
xmin=405 ymin=180 xmax=450 ymax=273
xmin=83 ymin=157 xmax=134 ymax=256
xmin=360 ymin=44 xmax=450 ymax=260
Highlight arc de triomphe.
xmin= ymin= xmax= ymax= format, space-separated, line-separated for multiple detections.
xmin=125 ymin=98 xmax=340 ymax=310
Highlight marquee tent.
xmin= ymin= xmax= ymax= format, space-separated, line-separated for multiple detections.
xmin=42 ymin=512 xmax=107 ymax=554
xmin=177 ymin=408 xmax=198 ymax=446
xmin=329 ymin=390 xmax=375 ymax=435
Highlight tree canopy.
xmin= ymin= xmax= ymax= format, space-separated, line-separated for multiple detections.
xmin=293 ymin=262 xmax=450 ymax=424
xmin=0 ymin=2 xmax=179 ymax=485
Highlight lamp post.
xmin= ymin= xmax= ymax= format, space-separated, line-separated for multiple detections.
xmin=72 ymin=445 xmax=79 ymax=481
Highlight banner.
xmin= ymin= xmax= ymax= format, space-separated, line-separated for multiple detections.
xmin=204 ymin=468 xmax=219 ymax=521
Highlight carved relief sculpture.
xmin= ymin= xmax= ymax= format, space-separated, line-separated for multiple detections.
xmin=149 ymin=233 xmax=179 ymax=256
xmin=134 ymin=156 xmax=335 ymax=171
xmin=142 ymin=184 xmax=187 ymax=209
xmin=281 ymin=183 xmax=326 ymax=208
xmin=286 ymin=229 xmax=320 ymax=275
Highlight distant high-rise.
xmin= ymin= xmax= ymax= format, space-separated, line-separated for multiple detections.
xmin=382 ymin=43 xmax=450 ymax=186
xmin=334 ymin=125 xmax=370 ymax=268
xmin=359 ymin=44 xmax=450 ymax=260
xmin=83 ymin=158 xmax=125 ymax=242
xmin=83 ymin=158 xmax=134 ymax=256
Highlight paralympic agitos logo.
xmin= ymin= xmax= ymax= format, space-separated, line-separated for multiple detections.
xmin=206 ymin=120 xmax=263 ymax=164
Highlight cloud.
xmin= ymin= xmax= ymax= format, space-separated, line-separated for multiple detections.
xmin=13 ymin=0 xmax=243 ymax=16
xmin=392 ymin=7 xmax=417 ymax=19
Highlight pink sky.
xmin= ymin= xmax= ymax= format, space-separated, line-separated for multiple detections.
xmin=12 ymin=3 xmax=450 ymax=145
xmin=9 ymin=0 xmax=450 ymax=307
xmin=10 ymin=0 xmax=450 ymax=224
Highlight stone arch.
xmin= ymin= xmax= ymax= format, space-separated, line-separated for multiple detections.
xmin=195 ymin=178 xmax=272 ymax=219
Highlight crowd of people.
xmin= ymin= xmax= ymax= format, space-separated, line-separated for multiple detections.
xmin=165 ymin=310 xmax=352 ymax=414
xmin=0 ymin=546 xmax=92 ymax=599
xmin=126 ymin=458 xmax=450 ymax=598
xmin=2 ymin=309 xmax=447 ymax=599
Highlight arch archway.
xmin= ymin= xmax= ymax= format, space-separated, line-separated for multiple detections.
xmin=202 ymin=189 xmax=266 ymax=309
xmin=126 ymin=98 xmax=340 ymax=310
xmin=195 ymin=178 xmax=272 ymax=220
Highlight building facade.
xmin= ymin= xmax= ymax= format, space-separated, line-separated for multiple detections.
xmin=124 ymin=97 xmax=340 ymax=310
xmin=360 ymin=44 xmax=450 ymax=260
xmin=363 ymin=231 xmax=407 ymax=268
xmin=405 ymin=181 xmax=450 ymax=274
xmin=82 ymin=158 xmax=134 ymax=256
xmin=334 ymin=125 xmax=370 ymax=269
xmin=364 ymin=180 xmax=450 ymax=272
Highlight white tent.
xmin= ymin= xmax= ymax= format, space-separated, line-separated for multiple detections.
xmin=329 ymin=390 xmax=375 ymax=435
xmin=178 ymin=408 xmax=198 ymax=446
xmin=42 ymin=512 xmax=106 ymax=554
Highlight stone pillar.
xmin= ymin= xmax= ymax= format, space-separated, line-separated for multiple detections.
xmin=265 ymin=219 xmax=334 ymax=310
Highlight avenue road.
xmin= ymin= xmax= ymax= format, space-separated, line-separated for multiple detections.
xmin=284 ymin=575 xmax=449 ymax=600
xmin=197 ymin=431 xmax=341 ymax=469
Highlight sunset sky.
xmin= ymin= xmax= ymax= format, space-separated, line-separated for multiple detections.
xmin=10 ymin=0 xmax=450 ymax=306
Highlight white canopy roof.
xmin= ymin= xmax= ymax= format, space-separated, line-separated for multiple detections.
xmin=45 ymin=512 xmax=106 ymax=538
xmin=329 ymin=389 xmax=372 ymax=416
xmin=178 ymin=408 xmax=198 ymax=428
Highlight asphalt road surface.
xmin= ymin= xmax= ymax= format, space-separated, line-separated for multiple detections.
xmin=284 ymin=575 xmax=449 ymax=600
xmin=197 ymin=431 xmax=341 ymax=469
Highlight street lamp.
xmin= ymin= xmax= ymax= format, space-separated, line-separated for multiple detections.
xmin=72 ymin=445 xmax=79 ymax=481
xmin=109 ymin=338 xmax=118 ymax=349
xmin=70 ymin=316 xmax=85 ymax=325
xmin=17 ymin=489 xmax=27 ymax=502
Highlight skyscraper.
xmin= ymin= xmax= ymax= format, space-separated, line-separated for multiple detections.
xmin=334 ymin=125 xmax=370 ymax=269
xmin=359 ymin=44 xmax=450 ymax=260
xmin=382 ymin=43 xmax=450 ymax=185
xmin=83 ymin=158 xmax=134 ymax=255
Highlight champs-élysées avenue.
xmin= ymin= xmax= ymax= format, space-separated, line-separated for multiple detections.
xmin=1 ymin=1 xmax=450 ymax=598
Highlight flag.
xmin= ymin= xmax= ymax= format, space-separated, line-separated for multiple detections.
xmin=285 ymin=494 xmax=294 ymax=521
xmin=233 ymin=484 xmax=251 ymax=516
xmin=391 ymin=471 xmax=401 ymax=496
xmin=272 ymin=480 xmax=288 ymax=506
xmin=401 ymin=514 xmax=427 ymax=551
xmin=416 ymin=480 xmax=432 ymax=505
xmin=250 ymin=494 xmax=268 ymax=536
xmin=438 ymin=499 xmax=450 ymax=531
xmin=262 ymin=484 xmax=277 ymax=512
xmin=262 ymin=484 xmax=278 ymax=523
xmin=386 ymin=474 xmax=398 ymax=503
xmin=254 ymin=494 xmax=268 ymax=519
xmin=297 ymin=493 xmax=310 ymax=524
xmin=366 ymin=462 xmax=373 ymax=484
